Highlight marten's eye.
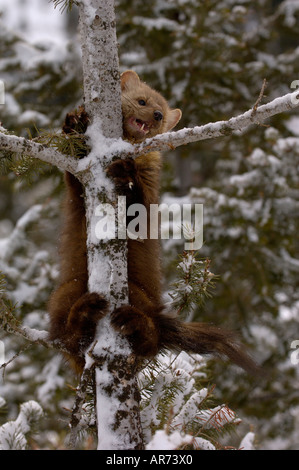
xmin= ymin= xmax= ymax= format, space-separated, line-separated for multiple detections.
xmin=138 ymin=99 xmax=146 ymax=106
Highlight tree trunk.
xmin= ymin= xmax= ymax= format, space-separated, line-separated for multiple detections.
xmin=77 ymin=0 xmax=144 ymax=450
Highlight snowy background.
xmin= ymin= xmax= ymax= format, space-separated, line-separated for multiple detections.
xmin=0 ymin=0 xmax=299 ymax=450
xmin=0 ymin=0 xmax=67 ymax=44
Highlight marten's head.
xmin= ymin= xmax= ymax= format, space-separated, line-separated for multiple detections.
xmin=120 ymin=70 xmax=182 ymax=143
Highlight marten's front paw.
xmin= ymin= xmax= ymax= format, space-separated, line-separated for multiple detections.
xmin=111 ymin=305 xmax=159 ymax=357
xmin=106 ymin=158 xmax=138 ymax=195
xmin=62 ymin=105 xmax=89 ymax=135
xmin=62 ymin=106 xmax=90 ymax=159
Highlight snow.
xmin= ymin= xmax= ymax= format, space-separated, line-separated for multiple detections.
xmin=84 ymin=123 xmax=133 ymax=159
xmin=178 ymin=253 xmax=194 ymax=273
xmin=274 ymin=136 xmax=299 ymax=155
xmin=196 ymin=405 xmax=237 ymax=431
xmin=95 ymin=349 xmax=137 ymax=450
xmin=0 ymin=204 xmax=43 ymax=261
xmin=36 ymin=357 xmax=65 ymax=408
xmin=193 ymin=437 xmax=216 ymax=450
xmin=93 ymin=316 xmax=131 ymax=357
xmin=21 ymin=326 xmax=49 ymax=343
xmin=89 ymin=316 xmax=136 ymax=450
xmin=230 ymin=170 xmax=261 ymax=195
xmin=0 ymin=0 xmax=67 ymax=45
xmin=279 ymin=0 xmax=299 ymax=28
xmin=96 ymin=364 xmax=123 ymax=450
xmin=81 ymin=0 xmax=97 ymax=25
xmin=146 ymin=429 xmax=193 ymax=450
xmin=239 ymin=432 xmax=256 ymax=450
xmin=285 ymin=116 xmax=299 ymax=136
xmin=247 ymin=148 xmax=268 ymax=166
xmin=0 ymin=400 xmax=43 ymax=450
xmin=140 ymin=352 xmax=209 ymax=447
xmin=18 ymin=110 xmax=50 ymax=127
xmin=279 ymin=301 xmax=299 ymax=322
xmin=132 ymin=16 xmax=181 ymax=32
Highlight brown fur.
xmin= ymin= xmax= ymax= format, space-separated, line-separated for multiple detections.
xmin=48 ymin=71 xmax=259 ymax=375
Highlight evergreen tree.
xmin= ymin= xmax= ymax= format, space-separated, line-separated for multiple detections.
xmin=0 ymin=0 xmax=298 ymax=449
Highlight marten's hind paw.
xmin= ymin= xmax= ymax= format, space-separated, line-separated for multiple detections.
xmin=67 ymin=292 xmax=108 ymax=331
xmin=111 ymin=305 xmax=159 ymax=357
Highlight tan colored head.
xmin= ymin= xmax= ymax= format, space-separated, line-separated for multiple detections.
xmin=120 ymin=70 xmax=182 ymax=143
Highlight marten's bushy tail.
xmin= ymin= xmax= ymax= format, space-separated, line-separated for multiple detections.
xmin=159 ymin=315 xmax=260 ymax=375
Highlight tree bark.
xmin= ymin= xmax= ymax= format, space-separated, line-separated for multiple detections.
xmin=77 ymin=0 xmax=144 ymax=450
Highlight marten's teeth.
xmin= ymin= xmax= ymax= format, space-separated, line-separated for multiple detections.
xmin=141 ymin=123 xmax=145 ymax=131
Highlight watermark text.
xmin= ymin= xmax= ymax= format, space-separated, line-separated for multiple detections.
xmin=290 ymin=340 xmax=299 ymax=365
xmin=0 ymin=341 xmax=4 ymax=366
xmin=94 ymin=197 xmax=203 ymax=250
xmin=0 ymin=80 xmax=4 ymax=105
xmin=291 ymin=80 xmax=299 ymax=105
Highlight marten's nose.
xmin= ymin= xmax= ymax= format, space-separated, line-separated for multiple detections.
xmin=154 ymin=110 xmax=163 ymax=121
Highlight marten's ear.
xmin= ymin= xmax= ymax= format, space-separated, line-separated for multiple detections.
xmin=165 ymin=108 xmax=182 ymax=132
xmin=121 ymin=70 xmax=141 ymax=91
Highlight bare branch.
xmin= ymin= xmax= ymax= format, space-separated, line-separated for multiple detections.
xmin=252 ymin=78 xmax=268 ymax=117
xmin=68 ymin=360 xmax=95 ymax=449
xmin=0 ymin=344 xmax=31 ymax=376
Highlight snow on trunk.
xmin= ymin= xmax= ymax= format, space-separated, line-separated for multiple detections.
xmin=77 ymin=0 xmax=144 ymax=450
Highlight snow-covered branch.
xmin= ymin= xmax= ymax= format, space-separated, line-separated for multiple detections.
xmin=0 ymin=298 xmax=71 ymax=357
xmin=75 ymin=90 xmax=299 ymax=173
xmin=121 ymin=90 xmax=299 ymax=157
xmin=0 ymin=129 xmax=78 ymax=173
xmin=1 ymin=90 xmax=298 ymax=177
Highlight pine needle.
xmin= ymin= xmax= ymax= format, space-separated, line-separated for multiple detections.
xmin=0 ymin=126 xmax=88 ymax=186
xmin=35 ymin=128 xmax=89 ymax=159
xmin=53 ymin=0 xmax=78 ymax=13
xmin=169 ymin=253 xmax=218 ymax=316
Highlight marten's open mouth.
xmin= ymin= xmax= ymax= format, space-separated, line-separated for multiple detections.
xmin=135 ymin=119 xmax=150 ymax=133
xmin=128 ymin=117 xmax=151 ymax=135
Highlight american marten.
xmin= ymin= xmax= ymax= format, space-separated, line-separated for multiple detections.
xmin=48 ymin=70 xmax=258 ymax=374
